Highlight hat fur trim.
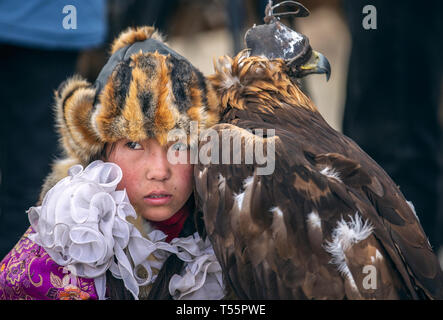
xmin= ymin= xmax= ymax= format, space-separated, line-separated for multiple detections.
xmin=111 ymin=26 xmax=165 ymax=55
xmin=45 ymin=26 xmax=221 ymax=199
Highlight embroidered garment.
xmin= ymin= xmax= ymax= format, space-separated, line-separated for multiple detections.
xmin=0 ymin=161 xmax=224 ymax=300
xmin=0 ymin=227 xmax=97 ymax=300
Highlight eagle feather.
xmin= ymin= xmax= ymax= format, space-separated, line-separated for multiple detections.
xmin=194 ymin=49 xmax=443 ymax=300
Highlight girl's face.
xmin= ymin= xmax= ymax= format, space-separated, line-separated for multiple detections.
xmin=106 ymin=138 xmax=193 ymax=222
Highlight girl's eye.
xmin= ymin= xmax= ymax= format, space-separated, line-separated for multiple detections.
xmin=126 ymin=141 xmax=143 ymax=150
xmin=171 ymin=142 xmax=188 ymax=151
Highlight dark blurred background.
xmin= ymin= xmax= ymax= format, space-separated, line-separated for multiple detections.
xmin=0 ymin=0 xmax=442 ymax=270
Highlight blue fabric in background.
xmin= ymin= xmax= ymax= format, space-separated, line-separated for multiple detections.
xmin=0 ymin=0 xmax=107 ymax=49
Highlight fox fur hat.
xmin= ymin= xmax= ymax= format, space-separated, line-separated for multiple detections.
xmin=40 ymin=26 xmax=220 ymax=202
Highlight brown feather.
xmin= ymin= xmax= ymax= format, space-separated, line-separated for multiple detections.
xmin=195 ymin=50 xmax=443 ymax=299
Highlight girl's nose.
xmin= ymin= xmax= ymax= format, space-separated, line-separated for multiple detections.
xmin=145 ymin=149 xmax=171 ymax=181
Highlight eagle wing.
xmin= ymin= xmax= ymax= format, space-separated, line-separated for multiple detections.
xmin=194 ymin=99 xmax=443 ymax=300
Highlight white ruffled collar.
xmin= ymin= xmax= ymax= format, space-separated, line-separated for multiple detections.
xmin=27 ymin=160 xmax=225 ymax=300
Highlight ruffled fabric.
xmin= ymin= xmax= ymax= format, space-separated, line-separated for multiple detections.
xmin=148 ymin=230 xmax=225 ymax=300
xmin=168 ymin=233 xmax=225 ymax=300
xmin=27 ymin=160 xmax=225 ymax=300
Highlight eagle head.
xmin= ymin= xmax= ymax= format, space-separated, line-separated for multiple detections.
xmin=208 ymin=1 xmax=330 ymax=112
xmin=245 ymin=0 xmax=331 ymax=81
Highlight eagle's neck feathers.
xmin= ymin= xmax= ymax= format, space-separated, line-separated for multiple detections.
xmin=208 ymin=50 xmax=318 ymax=113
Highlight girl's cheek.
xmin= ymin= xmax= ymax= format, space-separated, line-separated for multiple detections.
xmin=107 ymin=143 xmax=141 ymax=193
xmin=113 ymin=161 xmax=136 ymax=192
xmin=175 ymin=163 xmax=191 ymax=176
xmin=177 ymin=164 xmax=194 ymax=189
xmin=117 ymin=166 xmax=138 ymax=191
xmin=115 ymin=170 xmax=128 ymax=190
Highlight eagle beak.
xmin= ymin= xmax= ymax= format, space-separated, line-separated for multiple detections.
xmin=299 ymin=50 xmax=331 ymax=81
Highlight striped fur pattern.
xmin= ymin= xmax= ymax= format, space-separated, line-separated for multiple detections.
xmin=57 ymin=26 xmax=219 ymax=165
xmin=41 ymin=26 xmax=221 ymax=202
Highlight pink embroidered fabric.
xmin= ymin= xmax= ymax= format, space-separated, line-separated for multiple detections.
xmin=0 ymin=226 xmax=98 ymax=300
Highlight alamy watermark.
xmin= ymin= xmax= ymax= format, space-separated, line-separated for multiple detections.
xmin=362 ymin=5 xmax=377 ymax=30
xmin=362 ymin=265 xmax=377 ymax=290
xmin=166 ymin=121 xmax=276 ymax=176
xmin=62 ymin=5 xmax=77 ymax=30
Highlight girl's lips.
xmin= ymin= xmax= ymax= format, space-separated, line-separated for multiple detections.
xmin=143 ymin=194 xmax=172 ymax=205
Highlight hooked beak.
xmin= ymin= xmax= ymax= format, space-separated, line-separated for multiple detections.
xmin=298 ymin=50 xmax=331 ymax=81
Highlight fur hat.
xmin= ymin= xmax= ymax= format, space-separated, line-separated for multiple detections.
xmin=39 ymin=26 xmax=220 ymax=203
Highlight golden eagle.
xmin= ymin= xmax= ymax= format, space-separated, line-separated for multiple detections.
xmin=194 ymin=1 xmax=443 ymax=299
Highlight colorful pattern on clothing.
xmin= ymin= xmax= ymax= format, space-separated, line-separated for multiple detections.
xmin=0 ymin=226 xmax=98 ymax=300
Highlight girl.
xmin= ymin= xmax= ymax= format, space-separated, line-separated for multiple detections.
xmin=0 ymin=26 xmax=224 ymax=300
